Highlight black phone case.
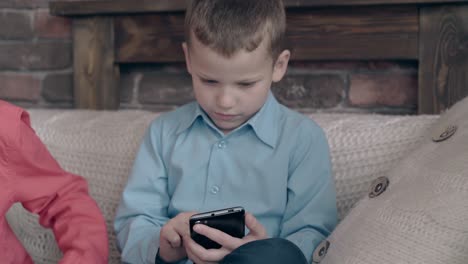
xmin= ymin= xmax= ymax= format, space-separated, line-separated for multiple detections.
xmin=189 ymin=209 xmax=245 ymax=249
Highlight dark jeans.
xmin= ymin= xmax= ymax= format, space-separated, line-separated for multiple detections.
xmin=156 ymin=238 xmax=308 ymax=264
xmin=220 ymin=238 xmax=308 ymax=264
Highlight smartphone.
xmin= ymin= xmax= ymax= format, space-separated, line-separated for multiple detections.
xmin=189 ymin=206 xmax=245 ymax=249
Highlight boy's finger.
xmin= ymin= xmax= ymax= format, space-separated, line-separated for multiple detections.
xmin=183 ymin=235 xmax=208 ymax=263
xmin=184 ymin=234 xmax=229 ymax=263
xmin=173 ymin=221 xmax=190 ymax=238
xmin=193 ymin=224 xmax=241 ymax=250
xmin=173 ymin=211 xmax=198 ymax=237
xmin=170 ymin=235 xmax=182 ymax=248
xmin=245 ymin=212 xmax=267 ymax=238
xmin=163 ymin=227 xmax=183 ymax=247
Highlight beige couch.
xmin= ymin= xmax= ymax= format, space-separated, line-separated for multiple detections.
xmin=6 ymin=109 xmax=440 ymax=263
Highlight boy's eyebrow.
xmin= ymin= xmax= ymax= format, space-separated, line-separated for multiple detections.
xmin=197 ymin=73 xmax=263 ymax=83
xmin=236 ymin=78 xmax=262 ymax=83
xmin=236 ymin=74 xmax=264 ymax=82
xmin=197 ymin=73 xmax=217 ymax=80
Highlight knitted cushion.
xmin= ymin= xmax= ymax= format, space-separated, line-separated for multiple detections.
xmin=320 ymin=96 xmax=468 ymax=264
xmin=310 ymin=114 xmax=437 ymax=220
xmin=5 ymin=110 xmax=437 ymax=263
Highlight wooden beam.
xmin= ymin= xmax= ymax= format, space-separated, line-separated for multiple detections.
xmin=419 ymin=4 xmax=468 ymax=114
xmin=50 ymin=0 xmax=186 ymax=16
xmin=286 ymin=6 xmax=418 ymax=60
xmin=49 ymin=0 xmax=468 ymax=16
xmin=284 ymin=0 xmax=468 ymax=7
xmin=115 ymin=14 xmax=185 ymax=62
xmin=73 ymin=17 xmax=120 ymax=110
xmin=115 ymin=6 xmax=418 ymax=63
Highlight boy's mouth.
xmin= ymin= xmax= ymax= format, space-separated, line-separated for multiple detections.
xmin=213 ymin=112 xmax=237 ymax=121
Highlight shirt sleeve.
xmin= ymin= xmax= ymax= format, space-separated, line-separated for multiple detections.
xmin=279 ymin=120 xmax=338 ymax=263
xmin=114 ymin=121 xmax=175 ymax=264
xmin=10 ymin=116 xmax=109 ymax=263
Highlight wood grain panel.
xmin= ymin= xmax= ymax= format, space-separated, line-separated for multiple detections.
xmin=419 ymin=4 xmax=468 ymax=114
xmin=115 ymin=14 xmax=185 ymax=62
xmin=50 ymin=0 xmax=468 ymax=16
xmin=73 ymin=17 xmax=120 ymax=109
xmin=115 ymin=6 xmax=418 ymax=63
xmin=284 ymin=0 xmax=468 ymax=7
xmin=286 ymin=6 xmax=418 ymax=60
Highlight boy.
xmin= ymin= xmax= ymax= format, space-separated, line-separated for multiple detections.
xmin=0 ymin=100 xmax=108 ymax=263
xmin=114 ymin=0 xmax=338 ymax=263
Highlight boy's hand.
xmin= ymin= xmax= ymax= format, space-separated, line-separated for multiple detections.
xmin=183 ymin=212 xmax=267 ymax=264
xmin=159 ymin=212 xmax=196 ymax=263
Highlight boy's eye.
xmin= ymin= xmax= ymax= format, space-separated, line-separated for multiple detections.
xmin=201 ymin=79 xmax=218 ymax=85
xmin=238 ymin=82 xmax=255 ymax=88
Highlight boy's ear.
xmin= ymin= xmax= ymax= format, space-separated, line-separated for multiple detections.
xmin=272 ymin=49 xmax=290 ymax=82
xmin=182 ymin=42 xmax=192 ymax=74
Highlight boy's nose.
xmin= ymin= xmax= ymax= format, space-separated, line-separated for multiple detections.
xmin=216 ymin=90 xmax=236 ymax=110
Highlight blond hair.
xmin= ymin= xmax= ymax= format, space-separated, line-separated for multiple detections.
xmin=185 ymin=0 xmax=286 ymax=60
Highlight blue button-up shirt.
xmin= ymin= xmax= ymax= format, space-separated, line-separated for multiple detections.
xmin=114 ymin=93 xmax=338 ymax=264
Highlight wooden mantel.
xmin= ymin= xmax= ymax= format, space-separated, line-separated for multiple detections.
xmin=49 ymin=0 xmax=468 ymax=114
xmin=50 ymin=0 xmax=468 ymax=15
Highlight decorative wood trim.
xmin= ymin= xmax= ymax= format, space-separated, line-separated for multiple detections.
xmin=49 ymin=0 xmax=468 ymax=16
xmin=285 ymin=6 xmax=419 ymax=60
xmin=73 ymin=17 xmax=120 ymax=110
xmin=115 ymin=6 xmax=418 ymax=63
xmin=419 ymin=4 xmax=468 ymax=114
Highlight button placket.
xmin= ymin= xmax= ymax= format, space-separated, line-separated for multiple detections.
xmin=210 ymin=185 xmax=220 ymax=195
xmin=206 ymin=140 xmax=227 ymax=199
xmin=217 ymin=140 xmax=227 ymax=149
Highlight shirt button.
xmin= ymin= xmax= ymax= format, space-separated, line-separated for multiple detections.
xmin=217 ymin=141 xmax=227 ymax=149
xmin=210 ymin=185 xmax=220 ymax=194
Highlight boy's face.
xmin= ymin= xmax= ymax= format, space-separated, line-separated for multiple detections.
xmin=183 ymin=35 xmax=290 ymax=134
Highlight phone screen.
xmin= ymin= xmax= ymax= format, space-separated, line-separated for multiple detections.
xmin=189 ymin=206 xmax=245 ymax=249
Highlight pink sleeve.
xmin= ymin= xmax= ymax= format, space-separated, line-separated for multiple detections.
xmin=10 ymin=119 xmax=109 ymax=263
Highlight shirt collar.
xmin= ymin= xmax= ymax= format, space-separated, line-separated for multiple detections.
xmin=175 ymin=92 xmax=280 ymax=149
xmin=246 ymin=92 xmax=279 ymax=148
xmin=175 ymin=102 xmax=205 ymax=135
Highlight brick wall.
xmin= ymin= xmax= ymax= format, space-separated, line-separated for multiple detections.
xmin=0 ymin=0 xmax=73 ymax=108
xmin=0 ymin=1 xmax=418 ymax=114
xmin=120 ymin=61 xmax=417 ymax=114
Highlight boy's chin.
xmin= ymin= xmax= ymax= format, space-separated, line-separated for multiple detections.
xmin=214 ymin=123 xmax=240 ymax=134
xmin=216 ymin=125 xmax=235 ymax=134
